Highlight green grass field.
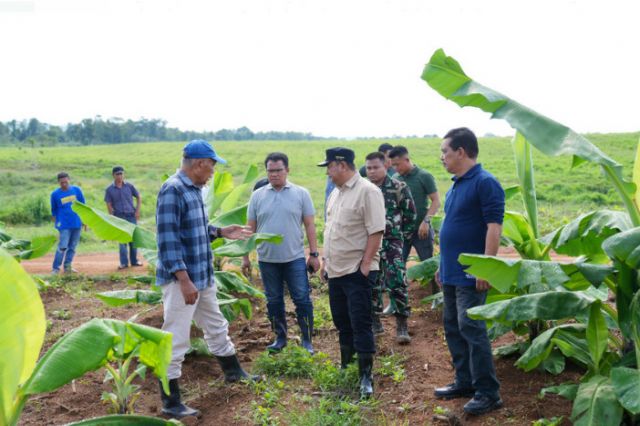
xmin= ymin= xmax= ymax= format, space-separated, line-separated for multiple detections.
xmin=1 ymin=132 xmax=638 ymax=253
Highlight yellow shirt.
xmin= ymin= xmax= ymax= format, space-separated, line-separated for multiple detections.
xmin=324 ymin=173 xmax=386 ymax=278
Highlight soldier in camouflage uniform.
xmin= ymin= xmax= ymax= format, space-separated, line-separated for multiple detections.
xmin=365 ymin=152 xmax=417 ymax=344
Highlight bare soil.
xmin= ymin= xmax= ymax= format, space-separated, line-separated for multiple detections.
xmin=18 ymin=260 xmax=577 ymax=426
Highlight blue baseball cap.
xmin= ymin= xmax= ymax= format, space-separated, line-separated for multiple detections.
xmin=183 ymin=139 xmax=227 ymax=165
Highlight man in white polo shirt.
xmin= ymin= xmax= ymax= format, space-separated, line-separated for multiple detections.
xmin=245 ymin=152 xmax=320 ymax=354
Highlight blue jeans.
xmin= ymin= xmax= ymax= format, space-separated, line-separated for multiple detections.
xmin=52 ymin=228 xmax=81 ymax=271
xmin=117 ymin=214 xmax=138 ymax=266
xmin=258 ymin=258 xmax=313 ymax=332
xmin=442 ymin=284 xmax=500 ymax=398
xmin=328 ymin=270 xmax=377 ymax=354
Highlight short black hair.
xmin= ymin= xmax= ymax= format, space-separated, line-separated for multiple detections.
xmin=388 ymin=145 xmax=409 ymax=159
xmin=365 ymin=152 xmax=385 ymax=162
xmin=264 ymin=152 xmax=289 ymax=168
xmin=57 ymin=172 xmax=69 ymax=180
xmin=444 ymin=127 xmax=479 ymax=159
xmin=377 ymin=143 xmax=394 ymax=153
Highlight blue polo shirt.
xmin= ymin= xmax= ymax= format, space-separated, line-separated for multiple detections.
xmin=439 ymin=164 xmax=505 ymax=286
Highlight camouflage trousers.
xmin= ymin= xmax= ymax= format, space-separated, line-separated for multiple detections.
xmin=373 ymin=239 xmax=410 ymax=318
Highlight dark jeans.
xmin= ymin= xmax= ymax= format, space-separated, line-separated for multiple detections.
xmin=328 ymin=270 xmax=377 ymax=354
xmin=117 ymin=214 xmax=138 ymax=266
xmin=402 ymin=227 xmax=434 ymax=262
xmin=258 ymin=258 xmax=313 ymax=326
xmin=52 ymin=228 xmax=81 ymax=271
xmin=442 ymin=284 xmax=500 ymax=398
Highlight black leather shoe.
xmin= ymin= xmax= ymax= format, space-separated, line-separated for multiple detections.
xmin=159 ymin=379 xmax=200 ymax=419
xmin=434 ymin=383 xmax=475 ymax=400
xmin=463 ymin=394 xmax=503 ymax=415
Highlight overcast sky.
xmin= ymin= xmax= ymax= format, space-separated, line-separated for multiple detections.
xmin=1 ymin=0 xmax=638 ymax=138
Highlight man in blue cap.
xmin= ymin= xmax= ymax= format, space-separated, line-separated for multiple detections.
xmin=319 ymin=147 xmax=385 ymax=399
xmin=155 ymin=139 xmax=258 ymax=419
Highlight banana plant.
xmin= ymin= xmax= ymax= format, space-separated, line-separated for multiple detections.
xmin=0 ymin=248 xmax=173 ymax=426
xmin=0 ymin=223 xmax=56 ymax=261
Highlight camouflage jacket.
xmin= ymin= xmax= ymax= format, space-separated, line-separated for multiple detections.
xmin=377 ymin=176 xmax=417 ymax=242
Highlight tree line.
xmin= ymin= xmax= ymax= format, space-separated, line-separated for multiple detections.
xmin=0 ymin=117 xmax=326 ymax=146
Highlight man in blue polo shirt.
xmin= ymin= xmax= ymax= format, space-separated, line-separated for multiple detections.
xmin=434 ymin=128 xmax=504 ymax=415
xmin=245 ymin=152 xmax=320 ymax=354
xmin=50 ymin=172 xmax=85 ymax=274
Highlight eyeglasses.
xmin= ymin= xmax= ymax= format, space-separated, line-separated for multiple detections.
xmin=267 ymin=168 xmax=285 ymax=174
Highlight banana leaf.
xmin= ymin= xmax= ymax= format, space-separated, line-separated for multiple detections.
xmin=571 ymin=375 xmax=622 ymax=426
xmin=541 ymin=382 xmax=579 ymax=401
xmin=633 ymin=139 xmax=640 ymax=210
xmin=467 ymin=291 xmax=596 ymax=323
xmin=96 ymin=290 xmax=162 ymax=307
xmin=611 ymin=367 xmax=640 ymax=415
xmin=602 ymin=227 xmax=640 ymax=270
xmin=213 ymin=233 xmax=283 ymax=258
xmin=406 ymin=255 xmax=440 ymax=281
xmin=210 ymin=204 xmax=248 ymax=227
xmin=72 ymin=202 xmax=156 ymax=249
xmin=512 ymin=132 xmax=539 ymax=238
xmin=0 ymin=249 xmax=46 ymax=426
xmin=22 ymin=319 xmax=171 ymax=398
xmin=16 ymin=235 xmax=57 ymax=260
xmin=516 ymin=324 xmax=586 ymax=372
xmin=586 ymin=302 xmax=608 ymax=373
xmin=215 ymin=270 xmax=264 ymax=298
xmin=207 ymin=171 xmax=235 ymax=217
xmin=422 ymin=48 xmax=640 ymax=226
xmin=458 ymin=254 xmax=613 ymax=293
xmin=548 ymin=210 xmax=632 ymax=258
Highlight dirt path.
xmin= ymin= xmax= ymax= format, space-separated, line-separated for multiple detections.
xmin=21 ymin=247 xmax=573 ymax=276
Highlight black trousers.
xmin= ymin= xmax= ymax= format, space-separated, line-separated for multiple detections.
xmin=328 ymin=270 xmax=377 ymax=354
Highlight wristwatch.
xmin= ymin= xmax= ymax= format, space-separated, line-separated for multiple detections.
xmin=309 ymin=251 xmax=320 ymax=257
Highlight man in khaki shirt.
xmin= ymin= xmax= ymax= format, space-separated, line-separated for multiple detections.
xmin=319 ymin=147 xmax=385 ymax=399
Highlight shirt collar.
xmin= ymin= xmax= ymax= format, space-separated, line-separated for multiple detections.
xmin=177 ymin=170 xmax=199 ymax=188
xmin=339 ymin=172 xmax=360 ymax=190
xmin=452 ymin=163 xmax=482 ymax=182
xmin=267 ymin=181 xmax=292 ymax=190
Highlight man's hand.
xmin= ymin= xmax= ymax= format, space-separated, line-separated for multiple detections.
xmin=241 ymin=255 xmax=252 ymax=278
xmin=320 ymin=262 xmax=328 ymax=283
xmin=179 ymin=280 xmax=199 ymax=305
xmin=221 ymin=225 xmax=252 ymax=240
xmin=435 ymin=268 xmax=442 ymax=288
xmin=418 ymin=221 xmax=430 ymax=239
xmin=307 ymin=256 xmax=320 ymax=274
xmin=359 ymin=262 xmax=370 ymax=278
xmin=476 ymin=279 xmax=491 ymax=292
xmin=135 ymin=210 xmax=140 ymax=220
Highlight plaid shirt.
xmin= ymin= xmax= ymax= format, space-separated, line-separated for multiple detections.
xmin=156 ymin=171 xmax=215 ymax=290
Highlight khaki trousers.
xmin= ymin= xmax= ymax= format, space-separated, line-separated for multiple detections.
xmin=162 ymin=281 xmax=236 ymax=379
